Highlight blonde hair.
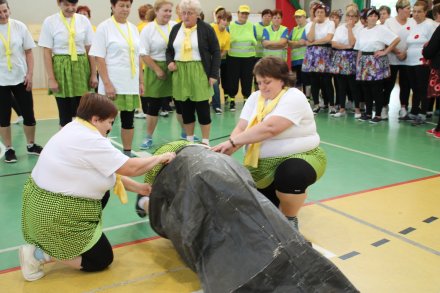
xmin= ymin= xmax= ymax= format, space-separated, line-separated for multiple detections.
xmin=154 ymin=0 xmax=173 ymax=12
xmin=396 ymin=0 xmax=411 ymax=11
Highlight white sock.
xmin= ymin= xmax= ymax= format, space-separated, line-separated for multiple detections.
xmin=202 ymin=138 xmax=210 ymax=146
xmin=138 ymin=196 xmax=149 ymax=210
xmin=186 ymin=135 xmax=194 ymax=142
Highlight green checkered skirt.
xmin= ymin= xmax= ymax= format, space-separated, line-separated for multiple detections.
xmin=114 ymin=94 xmax=140 ymax=111
xmin=247 ymin=147 xmax=327 ymax=189
xmin=143 ymin=61 xmax=172 ymax=98
xmin=21 ymin=177 xmax=103 ymax=260
xmin=172 ymin=61 xmax=213 ymax=102
xmin=50 ymin=54 xmax=92 ymax=98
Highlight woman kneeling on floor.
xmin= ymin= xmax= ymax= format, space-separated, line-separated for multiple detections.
xmin=19 ymin=93 xmax=175 ymax=281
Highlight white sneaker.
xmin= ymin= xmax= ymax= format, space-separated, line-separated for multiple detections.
xmin=159 ymin=111 xmax=169 ymax=117
xmin=354 ymin=113 xmax=362 ymax=119
xmin=19 ymin=244 xmax=45 ymax=281
xmin=399 ymin=107 xmax=407 ymax=118
xmin=333 ymin=111 xmax=346 ymax=118
xmin=381 ymin=107 xmax=389 ymax=120
xmin=134 ymin=112 xmax=146 ymax=119
xmin=12 ymin=116 xmax=24 ymax=124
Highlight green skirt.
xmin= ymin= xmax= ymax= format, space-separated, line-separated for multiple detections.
xmin=247 ymin=147 xmax=327 ymax=189
xmin=50 ymin=54 xmax=92 ymax=98
xmin=172 ymin=61 xmax=213 ymax=102
xmin=114 ymin=94 xmax=140 ymax=111
xmin=143 ymin=61 xmax=172 ymax=98
xmin=21 ymin=177 xmax=103 ymax=260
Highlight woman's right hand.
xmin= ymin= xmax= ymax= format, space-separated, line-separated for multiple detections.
xmin=211 ymin=140 xmax=235 ymax=155
xmin=104 ymin=82 xmax=116 ymax=99
xmin=155 ymin=68 xmax=167 ymax=80
xmin=168 ymin=62 xmax=177 ymax=72
xmin=48 ymin=78 xmax=59 ymax=93
xmin=159 ymin=152 xmax=176 ymax=164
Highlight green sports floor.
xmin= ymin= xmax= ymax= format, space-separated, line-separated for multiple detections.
xmin=0 ymin=89 xmax=439 ymax=292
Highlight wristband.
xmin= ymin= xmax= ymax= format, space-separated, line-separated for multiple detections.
xmin=228 ymin=138 xmax=236 ymax=148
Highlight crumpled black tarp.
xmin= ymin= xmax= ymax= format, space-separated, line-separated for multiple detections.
xmin=149 ymin=145 xmax=359 ymax=293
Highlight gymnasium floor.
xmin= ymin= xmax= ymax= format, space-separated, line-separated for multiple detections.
xmin=0 ymin=89 xmax=439 ymax=292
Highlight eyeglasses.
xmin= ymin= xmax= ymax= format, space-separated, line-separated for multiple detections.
xmin=181 ymin=11 xmax=195 ymax=17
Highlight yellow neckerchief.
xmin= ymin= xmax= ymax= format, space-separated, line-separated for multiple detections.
xmin=0 ymin=20 xmax=12 ymax=71
xmin=112 ymin=16 xmax=135 ymax=78
xmin=181 ymin=23 xmax=197 ymax=61
xmin=59 ymin=11 xmax=78 ymax=61
xmin=75 ymin=117 xmax=128 ymax=204
xmin=243 ymin=88 xmax=288 ymax=168
xmin=154 ymin=20 xmax=170 ymax=45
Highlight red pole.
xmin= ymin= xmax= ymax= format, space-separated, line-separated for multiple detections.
xmin=276 ymin=0 xmax=297 ymax=68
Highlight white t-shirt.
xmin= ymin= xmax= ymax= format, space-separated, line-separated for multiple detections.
xmin=332 ymin=23 xmax=362 ymax=46
xmin=32 ymin=120 xmax=129 ymax=199
xmin=38 ymin=13 xmax=93 ymax=54
xmin=305 ymin=19 xmax=335 ymax=40
xmin=406 ymin=19 xmax=438 ymax=66
xmin=140 ymin=20 xmax=176 ymax=61
xmin=173 ymin=26 xmax=202 ymax=61
xmin=89 ymin=18 xmax=144 ymax=95
xmin=240 ymin=88 xmax=320 ymax=158
xmin=0 ymin=19 xmax=36 ymax=86
xmin=354 ymin=25 xmax=398 ymax=52
xmin=384 ymin=17 xmax=416 ymax=65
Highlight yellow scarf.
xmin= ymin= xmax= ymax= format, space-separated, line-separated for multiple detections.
xmin=181 ymin=24 xmax=197 ymax=61
xmin=112 ymin=16 xmax=136 ymax=78
xmin=154 ymin=20 xmax=170 ymax=45
xmin=59 ymin=11 xmax=78 ymax=61
xmin=243 ymin=88 xmax=288 ymax=168
xmin=75 ymin=118 xmax=128 ymax=204
xmin=0 ymin=20 xmax=12 ymax=71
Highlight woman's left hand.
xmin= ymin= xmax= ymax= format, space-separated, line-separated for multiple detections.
xmin=139 ymin=83 xmax=144 ymax=96
xmin=374 ymin=50 xmax=387 ymax=58
xmin=138 ymin=183 xmax=152 ymax=196
xmin=24 ymin=73 xmax=33 ymax=91
xmin=211 ymin=140 xmax=235 ymax=155
xmin=209 ymin=78 xmax=217 ymax=87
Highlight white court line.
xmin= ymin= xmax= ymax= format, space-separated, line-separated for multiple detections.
xmin=312 ymin=243 xmax=337 ymax=259
xmin=321 ymin=140 xmax=440 ymax=174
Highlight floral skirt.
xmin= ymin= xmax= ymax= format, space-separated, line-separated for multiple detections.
xmin=356 ymin=54 xmax=390 ymax=81
xmin=428 ymin=67 xmax=440 ymax=98
xmin=329 ymin=50 xmax=357 ymax=75
xmin=302 ymin=45 xmax=332 ymax=73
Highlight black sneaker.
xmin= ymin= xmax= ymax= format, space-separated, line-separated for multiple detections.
xmin=357 ymin=114 xmax=371 ymax=121
xmin=5 ymin=149 xmax=17 ymax=163
xmin=27 ymin=144 xmax=43 ymax=155
xmin=230 ymin=101 xmax=236 ymax=112
xmin=411 ymin=117 xmax=426 ymax=126
xmin=369 ymin=116 xmax=382 ymax=124
xmin=135 ymin=194 xmax=147 ymax=218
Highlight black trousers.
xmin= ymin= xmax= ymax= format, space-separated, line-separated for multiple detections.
xmin=226 ymin=56 xmax=255 ymax=99
xmin=55 ymin=96 xmax=81 ymax=127
xmin=383 ymin=65 xmax=410 ymax=107
xmin=0 ymin=83 xmax=36 ymax=127
xmin=361 ymin=79 xmax=385 ymax=117
xmin=407 ymin=65 xmax=430 ymax=115
xmin=336 ymin=74 xmax=359 ymax=108
xmin=310 ymin=72 xmax=334 ymax=106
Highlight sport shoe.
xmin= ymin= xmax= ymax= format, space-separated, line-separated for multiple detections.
xmin=354 ymin=113 xmax=362 ymax=119
xmin=328 ymin=107 xmax=337 ymax=115
xmin=5 ymin=148 xmax=17 ymax=163
xmin=12 ymin=116 xmax=24 ymax=124
xmin=381 ymin=107 xmax=389 ymax=120
xmin=140 ymin=138 xmax=153 ymax=149
xmin=135 ymin=194 xmax=148 ymax=218
xmin=159 ymin=110 xmax=169 ymax=117
xmin=399 ymin=114 xmax=415 ymax=121
xmin=19 ymin=244 xmax=45 ymax=281
xmin=332 ymin=111 xmax=346 ymax=118
xmin=399 ymin=107 xmax=408 ymax=118
xmin=369 ymin=116 xmax=382 ymax=124
xmin=134 ymin=111 xmax=146 ymax=119
xmin=27 ymin=144 xmax=43 ymax=155
xmin=229 ymin=101 xmax=236 ymax=112
xmin=312 ymin=105 xmax=320 ymax=115
xmin=411 ymin=116 xmax=426 ymax=126
xmin=123 ymin=150 xmax=135 ymax=157
xmin=358 ymin=114 xmax=371 ymax=121
xmin=214 ymin=107 xmax=223 ymax=115
xmin=179 ymin=133 xmax=200 ymax=142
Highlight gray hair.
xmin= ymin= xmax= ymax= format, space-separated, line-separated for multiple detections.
xmin=179 ymin=0 xmax=201 ymax=15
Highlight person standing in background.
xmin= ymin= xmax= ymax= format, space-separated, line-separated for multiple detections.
xmin=262 ymin=9 xmax=288 ymax=61
xmin=226 ymin=5 xmax=257 ymax=112
xmin=0 ymin=0 xmax=43 ymax=163
xmin=76 ymin=5 xmax=96 ymax=31
xmin=137 ymin=4 xmax=153 ymax=33
xmin=89 ymin=0 xmax=144 ymax=157
xmin=288 ymin=9 xmax=308 ymax=94
xmin=379 ymin=5 xmax=391 ymax=25
xmin=39 ymin=0 xmax=97 ymax=128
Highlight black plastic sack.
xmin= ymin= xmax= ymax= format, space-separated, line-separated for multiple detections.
xmin=149 ymin=145 xmax=358 ymax=293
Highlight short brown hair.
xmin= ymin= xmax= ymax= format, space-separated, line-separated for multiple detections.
xmin=216 ymin=10 xmax=232 ymax=22
xmin=261 ymin=9 xmax=273 ymax=17
xmin=434 ymin=3 xmax=440 ymax=17
xmin=76 ymin=5 xmax=91 ymax=18
xmin=272 ymin=9 xmax=283 ymax=18
xmin=253 ymin=56 xmax=295 ymax=87
xmin=138 ymin=4 xmax=153 ymax=20
xmin=414 ymin=0 xmax=429 ymax=11
xmin=76 ymin=93 xmax=118 ymax=122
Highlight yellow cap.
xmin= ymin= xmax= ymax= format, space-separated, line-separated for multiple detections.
xmin=238 ymin=5 xmax=250 ymax=13
xmin=215 ymin=6 xmax=224 ymax=15
xmin=294 ymin=9 xmax=306 ymax=17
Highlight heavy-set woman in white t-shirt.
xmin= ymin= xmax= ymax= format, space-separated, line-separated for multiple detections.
xmin=89 ymin=0 xmax=144 ymax=157
xmin=39 ymin=0 xmax=97 ymax=127
xmin=405 ymin=1 xmax=438 ymax=125
xmin=0 ymin=0 xmax=43 ymax=163
xmin=19 ymin=93 xmax=175 ymax=282
xmin=212 ymin=56 xmax=327 ymax=232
